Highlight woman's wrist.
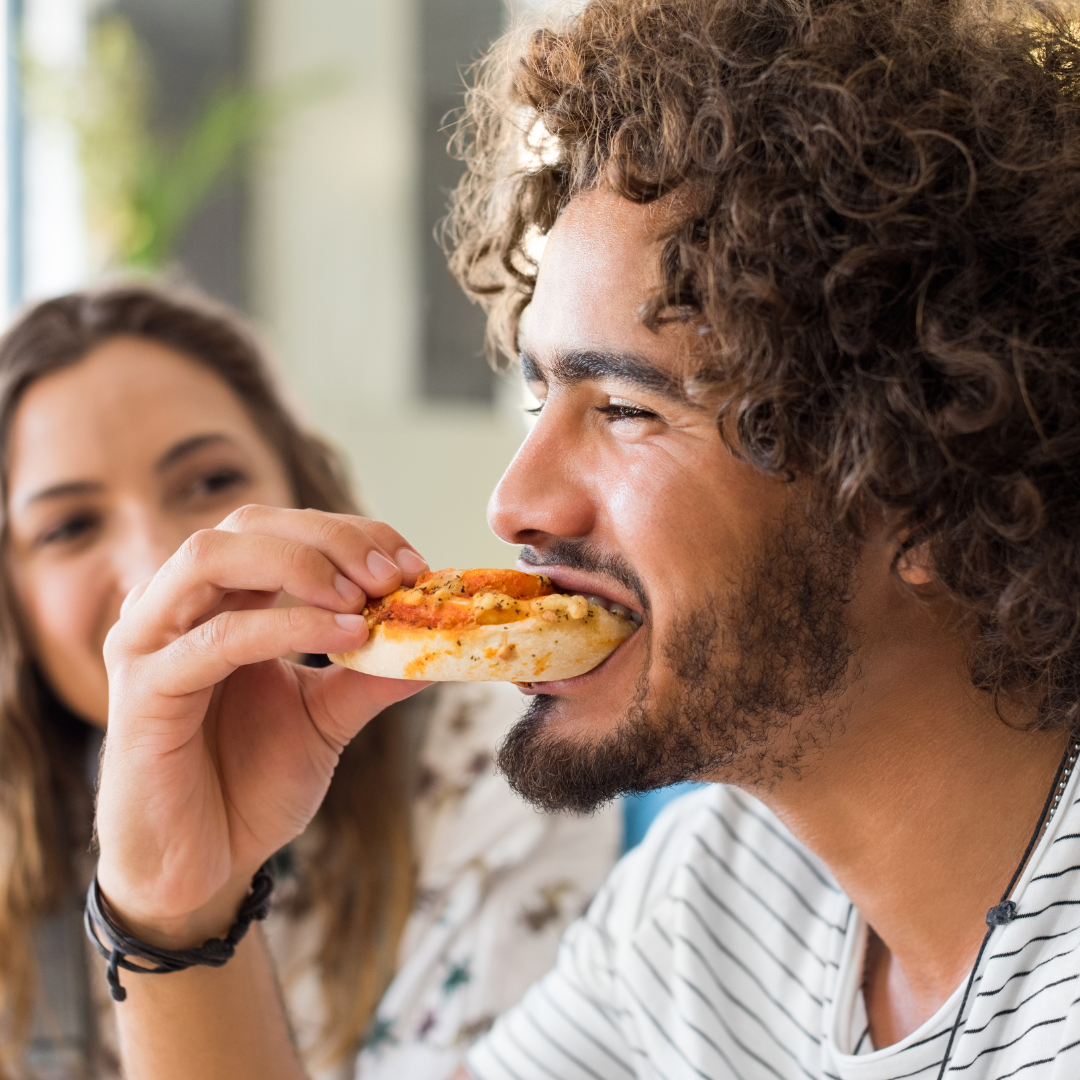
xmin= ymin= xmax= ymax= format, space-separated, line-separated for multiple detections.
xmin=95 ymin=864 xmax=262 ymax=951
xmin=87 ymin=861 xmax=276 ymax=1002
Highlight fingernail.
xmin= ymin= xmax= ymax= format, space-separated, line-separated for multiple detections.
xmin=366 ymin=550 xmax=398 ymax=580
xmin=335 ymin=573 xmax=363 ymax=603
xmin=335 ymin=613 xmax=365 ymax=631
xmin=396 ymin=548 xmax=428 ymax=574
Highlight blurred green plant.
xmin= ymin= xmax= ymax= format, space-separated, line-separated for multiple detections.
xmin=30 ymin=14 xmax=340 ymax=273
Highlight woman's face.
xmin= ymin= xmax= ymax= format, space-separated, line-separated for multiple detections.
xmin=5 ymin=335 xmax=295 ymax=727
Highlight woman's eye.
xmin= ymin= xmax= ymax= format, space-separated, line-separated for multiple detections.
xmin=188 ymin=468 xmax=247 ymax=498
xmin=38 ymin=513 xmax=99 ymax=547
xmin=525 ymin=404 xmax=544 ymax=417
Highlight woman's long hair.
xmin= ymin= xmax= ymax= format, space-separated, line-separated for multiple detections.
xmin=0 ymin=283 xmax=413 ymax=1074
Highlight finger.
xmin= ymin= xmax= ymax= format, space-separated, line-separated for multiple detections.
xmin=127 ymin=530 xmax=373 ymax=648
xmin=358 ymin=520 xmax=429 ymax=584
xmin=132 ymin=604 xmax=371 ymax=698
xmin=120 ymin=579 xmax=152 ymax=618
xmin=216 ymin=506 xmax=428 ymax=592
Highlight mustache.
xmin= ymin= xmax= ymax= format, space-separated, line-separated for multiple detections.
xmin=518 ymin=538 xmax=649 ymax=613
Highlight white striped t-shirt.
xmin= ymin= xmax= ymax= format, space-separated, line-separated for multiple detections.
xmin=466 ymin=767 xmax=1080 ymax=1080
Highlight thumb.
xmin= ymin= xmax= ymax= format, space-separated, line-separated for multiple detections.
xmin=298 ymin=663 xmax=431 ymax=747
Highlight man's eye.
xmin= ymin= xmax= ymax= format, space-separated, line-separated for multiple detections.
xmin=39 ymin=513 xmax=99 ymax=546
xmin=525 ymin=404 xmax=544 ymax=417
xmin=597 ymin=404 xmax=658 ymax=421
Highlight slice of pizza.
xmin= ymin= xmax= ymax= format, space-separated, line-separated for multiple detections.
xmin=329 ymin=568 xmax=639 ymax=682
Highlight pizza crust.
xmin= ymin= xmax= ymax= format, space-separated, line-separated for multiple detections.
xmin=330 ymin=603 xmax=636 ymax=682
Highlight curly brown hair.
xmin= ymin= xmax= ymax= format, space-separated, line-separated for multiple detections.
xmin=446 ymin=0 xmax=1080 ymax=732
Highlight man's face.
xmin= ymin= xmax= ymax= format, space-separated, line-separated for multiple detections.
xmin=488 ymin=189 xmax=862 ymax=811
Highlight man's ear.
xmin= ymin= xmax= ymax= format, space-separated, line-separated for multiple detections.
xmin=895 ymin=540 xmax=934 ymax=586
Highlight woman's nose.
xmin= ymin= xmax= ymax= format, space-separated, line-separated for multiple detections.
xmin=488 ymin=408 xmax=595 ymax=549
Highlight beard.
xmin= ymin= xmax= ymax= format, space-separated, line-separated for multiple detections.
xmin=497 ymin=512 xmax=861 ymax=813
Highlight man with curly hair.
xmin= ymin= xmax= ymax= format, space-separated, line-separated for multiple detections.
xmin=87 ymin=1 xmax=1080 ymax=1078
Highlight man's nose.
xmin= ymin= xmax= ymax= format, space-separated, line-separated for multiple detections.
xmin=488 ymin=408 xmax=595 ymax=548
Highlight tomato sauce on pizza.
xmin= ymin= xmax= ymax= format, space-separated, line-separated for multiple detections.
xmin=365 ymin=568 xmax=559 ymax=632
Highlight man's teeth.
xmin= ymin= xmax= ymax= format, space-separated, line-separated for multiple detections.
xmin=586 ymin=595 xmax=643 ymax=626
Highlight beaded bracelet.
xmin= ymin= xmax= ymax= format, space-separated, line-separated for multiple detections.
xmin=84 ymin=861 xmax=276 ymax=1002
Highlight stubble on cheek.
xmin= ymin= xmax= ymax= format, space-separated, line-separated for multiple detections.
xmin=649 ymin=511 xmax=862 ymax=786
xmin=657 ymin=551 xmax=858 ymax=787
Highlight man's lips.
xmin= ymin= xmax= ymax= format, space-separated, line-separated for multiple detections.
xmin=517 ymin=561 xmax=645 ymax=625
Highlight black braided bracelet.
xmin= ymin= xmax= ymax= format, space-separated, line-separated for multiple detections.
xmin=83 ymin=860 xmax=276 ymax=1002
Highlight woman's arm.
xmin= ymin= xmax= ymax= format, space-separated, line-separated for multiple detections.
xmin=111 ymin=911 xmax=479 ymax=1080
xmin=94 ymin=505 xmax=429 ymax=1078
xmin=112 ymin=931 xmax=302 ymax=1080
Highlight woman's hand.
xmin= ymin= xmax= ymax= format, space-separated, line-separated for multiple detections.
xmin=95 ymin=505 xmax=428 ymax=945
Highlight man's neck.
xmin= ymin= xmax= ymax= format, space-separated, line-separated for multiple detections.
xmin=739 ymin=591 xmax=1068 ymax=1046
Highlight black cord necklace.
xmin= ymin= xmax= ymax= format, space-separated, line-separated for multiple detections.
xmin=931 ymin=738 xmax=1080 ymax=1080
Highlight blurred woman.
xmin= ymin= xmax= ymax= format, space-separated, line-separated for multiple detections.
xmin=0 ymin=284 xmax=620 ymax=1080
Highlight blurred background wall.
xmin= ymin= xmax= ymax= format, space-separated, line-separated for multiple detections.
xmin=7 ymin=0 xmax=561 ymax=568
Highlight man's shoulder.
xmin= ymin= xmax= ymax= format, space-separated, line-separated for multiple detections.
xmin=594 ymin=784 xmax=841 ymax=941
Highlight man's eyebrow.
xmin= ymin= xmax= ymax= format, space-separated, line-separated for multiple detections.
xmin=155 ymin=433 xmax=235 ymax=472
xmin=520 ymin=349 xmax=692 ymax=403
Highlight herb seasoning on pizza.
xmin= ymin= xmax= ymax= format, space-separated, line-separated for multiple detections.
xmin=329 ymin=568 xmax=639 ymax=682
